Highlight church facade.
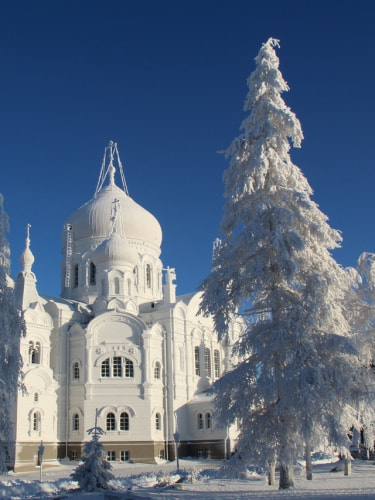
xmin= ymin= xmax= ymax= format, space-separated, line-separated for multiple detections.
xmin=10 ymin=143 xmax=239 ymax=471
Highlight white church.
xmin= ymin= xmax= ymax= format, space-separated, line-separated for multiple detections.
xmin=10 ymin=142 xmax=239 ymax=471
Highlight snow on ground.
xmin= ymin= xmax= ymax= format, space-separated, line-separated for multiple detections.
xmin=1 ymin=456 xmax=375 ymax=499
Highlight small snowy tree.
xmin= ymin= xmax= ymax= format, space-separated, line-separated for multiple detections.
xmin=0 ymin=194 xmax=25 ymax=473
xmin=200 ymin=38 xmax=373 ymax=489
xmin=71 ymin=424 xmax=114 ymax=491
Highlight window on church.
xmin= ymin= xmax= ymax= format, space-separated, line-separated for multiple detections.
xmin=106 ymin=413 xmax=116 ymax=431
xmin=74 ymin=264 xmax=79 ymax=288
xmin=33 ymin=411 xmax=41 ymax=432
xmin=155 ymin=413 xmax=161 ymax=431
xmin=107 ymin=451 xmax=116 ymax=461
xmin=90 ymin=262 xmax=96 ymax=286
xmin=113 ymin=356 xmax=122 ymax=377
xmin=101 ymin=359 xmax=110 ymax=377
xmin=154 ymin=362 xmax=161 ymax=379
xmin=114 ymin=277 xmax=120 ymax=295
xmin=73 ymin=413 xmax=80 ymax=431
xmin=194 ymin=346 xmax=200 ymax=376
xmin=100 ymin=357 xmax=134 ymax=378
xmin=29 ymin=341 xmax=41 ymax=364
xmin=214 ymin=350 xmax=220 ymax=378
xmin=205 ymin=412 xmax=212 ymax=429
xmin=197 ymin=413 xmax=203 ymax=430
xmin=73 ymin=362 xmax=80 ymax=380
xmin=146 ymin=264 xmax=152 ymax=288
xmin=125 ymin=358 xmax=134 ymax=378
xmin=121 ymin=450 xmax=130 ymax=462
xmin=120 ymin=412 xmax=129 ymax=431
xmin=204 ymin=348 xmax=211 ymax=378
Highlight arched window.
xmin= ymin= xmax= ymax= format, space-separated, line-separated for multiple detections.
xmin=154 ymin=362 xmax=161 ymax=380
xmin=197 ymin=413 xmax=203 ymax=430
xmin=114 ymin=277 xmax=120 ymax=295
xmin=194 ymin=346 xmax=200 ymax=376
xmin=34 ymin=393 xmax=38 ymax=403
xmin=106 ymin=413 xmax=116 ymax=431
xmin=74 ymin=264 xmax=79 ymax=288
xmin=214 ymin=350 xmax=220 ymax=378
xmin=90 ymin=262 xmax=96 ymax=286
xmin=29 ymin=341 xmax=40 ymax=364
xmin=146 ymin=264 xmax=152 ymax=288
xmin=125 ymin=358 xmax=134 ymax=378
xmin=101 ymin=359 xmax=110 ymax=377
xmin=155 ymin=413 xmax=161 ymax=431
xmin=73 ymin=413 xmax=80 ymax=431
xmin=28 ymin=341 xmax=34 ymax=363
xmin=113 ymin=356 xmax=122 ymax=377
xmin=33 ymin=411 xmax=41 ymax=432
xmin=205 ymin=412 xmax=212 ymax=429
xmin=120 ymin=412 xmax=129 ymax=431
xmin=73 ymin=362 xmax=80 ymax=380
xmin=204 ymin=348 xmax=211 ymax=378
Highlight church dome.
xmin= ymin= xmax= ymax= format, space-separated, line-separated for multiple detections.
xmin=65 ymin=166 xmax=162 ymax=248
xmin=93 ymin=230 xmax=138 ymax=266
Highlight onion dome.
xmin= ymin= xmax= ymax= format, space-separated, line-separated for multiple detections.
xmin=93 ymin=230 xmax=138 ymax=266
xmin=64 ymin=160 xmax=162 ymax=248
xmin=20 ymin=224 xmax=35 ymax=272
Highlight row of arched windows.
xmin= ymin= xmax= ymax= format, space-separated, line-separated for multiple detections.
xmin=72 ymin=262 xmax=155 ymax=290
xmin=70 ymin=411 xmax=162 ymax=432
xmin=194 ymin=347 xmax=221 ymax=378
xmin=101 ymin=357 xmax=134 ymax=378
xmin=72 ymin=359 xmax=161 ymax=381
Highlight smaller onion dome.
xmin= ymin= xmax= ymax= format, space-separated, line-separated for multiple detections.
xmin=20 ymin=224 xmax=35 ymax=272
xmin=93 ymin=230 xmax=138 ymax=267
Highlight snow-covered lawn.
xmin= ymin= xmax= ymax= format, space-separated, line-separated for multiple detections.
xmin=1 ymin=456 xmax=375 ymax=499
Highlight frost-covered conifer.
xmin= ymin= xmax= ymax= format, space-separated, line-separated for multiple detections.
xmin=0 ymin=194 xmax=24 ymax=473
xmin=344 ymin=253 xmax=375 ymax=455
xmin=71 ymin=424 xmax=114 ymax=491
xmin=200 ymin=38 xmax=373 ymax=489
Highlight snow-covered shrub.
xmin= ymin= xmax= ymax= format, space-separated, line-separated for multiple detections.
xmin=154 ymin=469 xmax=171 ymax=487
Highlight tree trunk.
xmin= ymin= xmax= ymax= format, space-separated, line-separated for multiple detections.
xmin=279 ymin=464 xmax=294 ymax=489
xmin=344 ymin=457 xmax=352 ymax=476
xmin=268 ymin=460 xmax=275 ymax=485
xmin=305 ymin=443 xmax=313 ymax=480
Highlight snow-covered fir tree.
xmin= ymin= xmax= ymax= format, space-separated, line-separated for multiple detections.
xmin=200 ymin=38 xmax=373 ymax=489
xmin=344 ymin=253 xmax=375 ymax=455
xmin=71 ymin=422 xmax=114 ymax=491
xmin=0 ymin=194 xmax=25 ymax=473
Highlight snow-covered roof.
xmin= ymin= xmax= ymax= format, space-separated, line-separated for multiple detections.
xmin=64 ymin=176 xmax=162 ymax=249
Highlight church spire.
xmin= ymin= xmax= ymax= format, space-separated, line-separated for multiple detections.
xmin=95 ymin=141 xmax=129 ymax=196
xmin=15 ymin=224 xmax=40 ymax=310
xmin=20 ymin=224 xmax=35 ymax=273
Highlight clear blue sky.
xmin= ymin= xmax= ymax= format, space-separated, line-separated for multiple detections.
xmin=1 ymin=0 xmax=375 ymax=297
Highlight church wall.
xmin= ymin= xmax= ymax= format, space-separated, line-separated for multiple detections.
xmin=14 ymin=441 xmax=60 ymax=472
